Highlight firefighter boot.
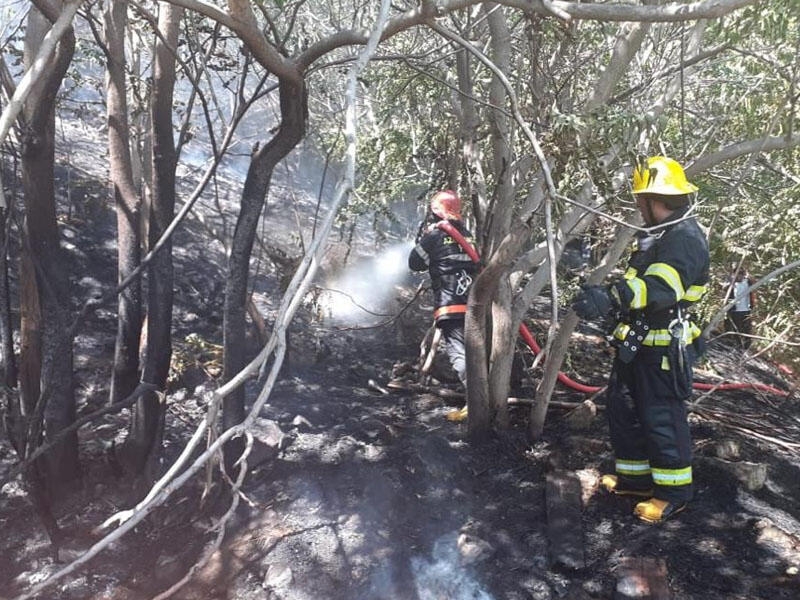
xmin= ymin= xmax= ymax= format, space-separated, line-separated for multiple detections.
xmin=446 ymin=405 xmax=468 ymax=422
xmin=601 ymin=474 xmax=653 ymax=498
xmin=634 ymin=498 xmax=686 ymax=523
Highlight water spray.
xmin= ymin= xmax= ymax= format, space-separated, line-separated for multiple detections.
xmin=314 ymin=240 xmax=415 ymax=325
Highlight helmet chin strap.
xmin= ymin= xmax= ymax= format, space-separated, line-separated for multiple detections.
xmin=643 ymin=197 xmax=657 ymax=226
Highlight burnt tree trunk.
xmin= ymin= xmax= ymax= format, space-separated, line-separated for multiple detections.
xmin=464 ymin=275 xmax=493 ymax=440
xmin=104 ymin=0 xmax=142 ymax=406
xmin=222 ymin=77 xmax=307 ymax=472
xmin=19 ymin=6 xmax=78 ymax=488
xmin=10 ymin=5 xmax=78 ymax=545
xmin=0 ymin=206 xmax=17 ymax=390
xmin=124 ymin=3 xmax=181 ymax=480
xmin=17 ymin=251 xmax=39 ymax=450
xmin=482 ymin=6 xmax=523 ymax=431
xmin=0 ymin=202 xmax=19 ymax=452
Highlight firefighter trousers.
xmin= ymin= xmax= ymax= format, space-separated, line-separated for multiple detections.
xmin=438 ymin=319 xmax=467 ymax=389
xmin=606 ymin=348 xmax=694 ymax=504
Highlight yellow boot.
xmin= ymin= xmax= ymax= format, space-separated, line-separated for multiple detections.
xmin=600 ymin=474 xmax=653 ymax=497
xmin=446 ymin=406 xmax=468 ymax=422
xmin=634 ymin=498 xmax=686 ymax=523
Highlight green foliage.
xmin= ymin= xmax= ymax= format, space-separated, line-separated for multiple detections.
xmin=236 ymin=2 xmax=800 ymax=362
xmin=311 ymin=43 xmax=463 ymax=226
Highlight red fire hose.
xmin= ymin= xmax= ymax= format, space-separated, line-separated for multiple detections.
xmin=435 ymin=220 xmax=789 ymax=398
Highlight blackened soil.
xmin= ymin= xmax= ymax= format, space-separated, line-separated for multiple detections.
xmin=2 ymin=283 xmax=800 ymax=600
xmin=1 ymin=171 xmax=799 ymax=600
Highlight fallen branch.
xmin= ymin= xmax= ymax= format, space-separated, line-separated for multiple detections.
xmin=385 ymin=379 xmax=595 ymax=410
xmin=692 ymin=407 xmax=800 ymax=453
xmin=509 ymin=397 xmax=603 ymax=410
xmin=387 ymin=378 xmax=464 ymax=399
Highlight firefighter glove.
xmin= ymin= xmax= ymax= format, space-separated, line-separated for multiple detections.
xmin=573 ymin=284 xmax=615 ymax=320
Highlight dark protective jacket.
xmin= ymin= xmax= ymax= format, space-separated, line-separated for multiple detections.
xmin=610 ymin=206 xmax=709 ymax=351
xmin=605 ymin=206 xmax=709 ymax=504
xmin=408 ymin=220 xmax=479 ymax=323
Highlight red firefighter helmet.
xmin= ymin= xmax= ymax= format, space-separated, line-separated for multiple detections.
xmin=429 ymin=190 xmax=462 ymax=220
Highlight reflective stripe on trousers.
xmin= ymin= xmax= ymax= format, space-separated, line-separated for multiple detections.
xmin=606 ymin=351 xmax=693 ymax=503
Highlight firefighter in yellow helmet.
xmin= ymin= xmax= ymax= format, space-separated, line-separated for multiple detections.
xmin=573 ymin=156 xmax=709 ymax=523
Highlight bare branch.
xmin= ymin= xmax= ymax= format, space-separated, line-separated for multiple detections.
xmin=687 ymin=133 xmax=800 ymax=176
xmin=512 ymin=0 xmax=757 ymax=22
xmin=585 ymin=20 xmax=650 ymax=111
xmin=297 ymin=0 xmax=756 ymax=69
xmin=157 ymin=0 xmax=301 ymax=83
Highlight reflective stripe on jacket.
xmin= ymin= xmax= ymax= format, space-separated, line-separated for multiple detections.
xmin=614 ymin=206 xmax=709 ymax=337
xmin=612 ymin=321 xmax=703 ymax=346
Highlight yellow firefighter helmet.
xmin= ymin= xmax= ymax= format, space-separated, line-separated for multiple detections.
xmin=632 ymin=156 xmax=698 ymax=196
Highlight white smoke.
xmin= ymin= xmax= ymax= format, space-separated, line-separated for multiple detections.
xmin=314 ymin=240 xmax=416 ymax=325
xmin=410 ymin=532 xmax=495 ymax=600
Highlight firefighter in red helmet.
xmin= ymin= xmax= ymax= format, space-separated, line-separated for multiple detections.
xmin=408 ymin=190 xmax=478 ymax=421
xmin=573 ymin=157 xmax=709 ymax=523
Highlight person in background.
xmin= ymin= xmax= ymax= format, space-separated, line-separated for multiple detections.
xmin=726 ymin=267 xmax=755 ymax=349
xmin=573 ymin=156 xmax=709 ymax=523
xmin=408 ymin=190 xmax=478 ymax=422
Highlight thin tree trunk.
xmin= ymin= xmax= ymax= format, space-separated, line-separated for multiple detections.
xmin=465 ymin=279 xmax=493 ymax=439
xmin=484 ymin=4 xmax=515 ymax=429
xmin=466 ymin=223 xmax=529 ymax=439
xmin=484 ymin=3 xmax=514 ymax=253
xmin=0 ymin=204 xmax=20 ymax=453
xmin=528 ymin=221 xmax=634 ymax=439
xmin=454 ymin=48 xmax=487 ymax=241
xmin=222 ymin=77 xmax=307 ymax=472
xmin=125 ymin=2 xmax=181 ymax=480
xmin=105 ymin=0 xmax=142 ymax=405
xmin=489 ymin=279 xmax=513 ymax=428
xmin=18 ymin=251 xmax=40 ymax=448
xmin=10 ymin=5 xmax=78 ymax=545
